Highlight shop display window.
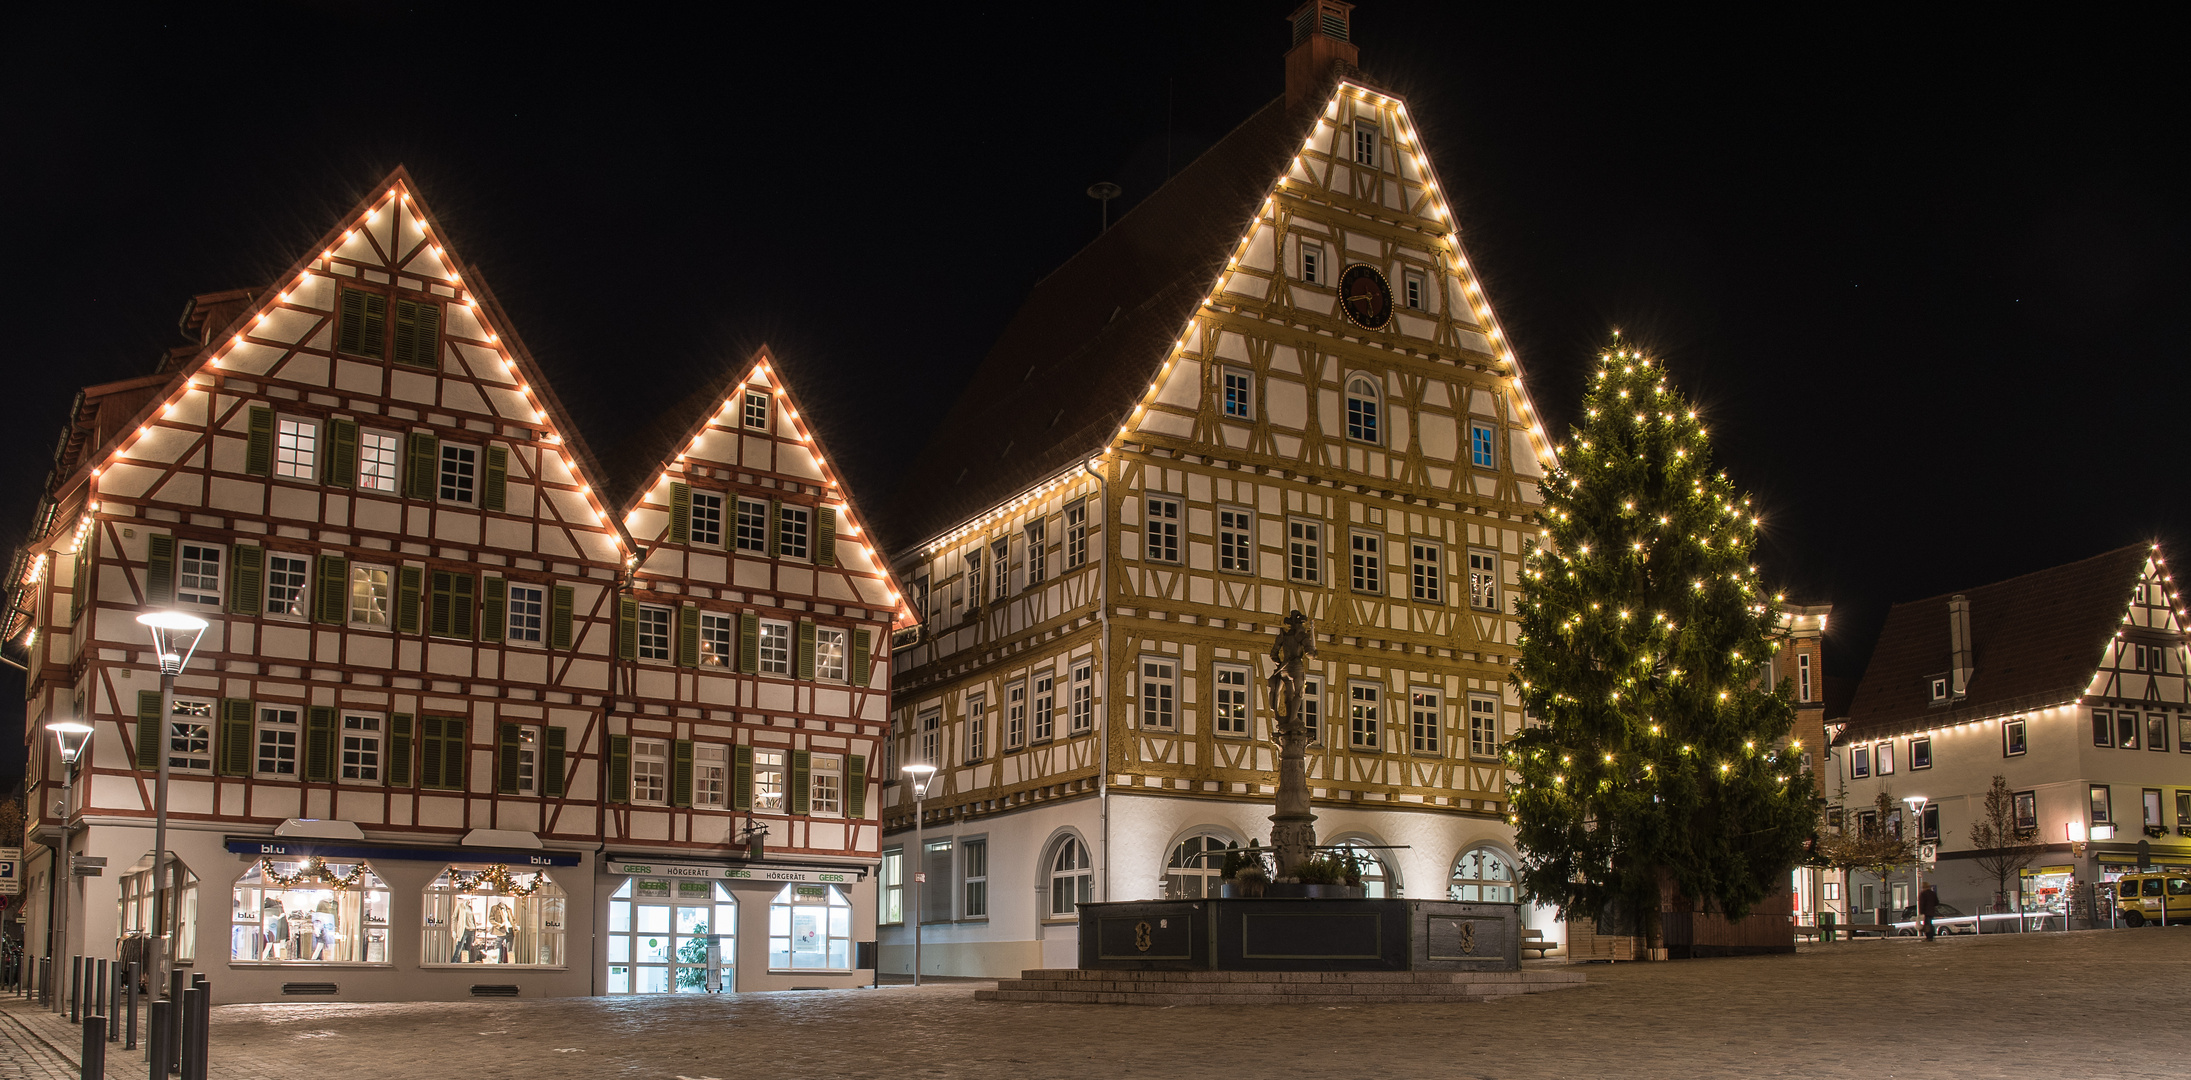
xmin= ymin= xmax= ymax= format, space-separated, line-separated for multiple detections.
xmin=768 ymin=883 xmax=850 ymax=970
xmin=117 ymin=857 xmax=199 ymax=963
xmin=232 ymin=858 xmax=390 ymax=963
xmin=605 ymin=878 xmax=736 ymax=994
xmin=423 ymin=864 xmax=568 ymax=966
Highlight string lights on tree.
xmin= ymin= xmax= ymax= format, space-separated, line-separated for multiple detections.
xmin=1506 ymin=334 xmax=1816 ymax=953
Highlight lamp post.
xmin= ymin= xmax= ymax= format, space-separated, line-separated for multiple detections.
xmin=900 ymin=764 xmax=936 ymax=987
xmin=46 ymin=720 xmax=93 ymax=1013
xmin=136 ymin=610 xmax=209 ymax=999
xmin=1905 ymin=794 xmax=1928 ymax=936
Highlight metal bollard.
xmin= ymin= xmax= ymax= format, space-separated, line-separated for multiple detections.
xmin=82 ymin=1013 xmax=107 ymax=1080
xmin=39 ymin=957 xmax=50 ymax=1006
xmin=179 ymin=985 xmax=207 ymax=1080
xmin=108 ymin=962 xmax=121 ymax=1042
xmin=71 ymin=955 xmax=82 ymax=1022
xmin=96 ymin=959 xmax=109 ymax=1026
xmin=146 ymin=1001 xmax=170 ymax=1080
xmin=124 ymin=963 xmax=139 ymax=1050
xmin=165 ymin=970 xmax=185 ymax=1076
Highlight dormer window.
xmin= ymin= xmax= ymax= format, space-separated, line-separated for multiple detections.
xmin=1928 ymin=677 xmax=1949 ymax=703
xmin=743 ymin=389 xmax=769 ymax=431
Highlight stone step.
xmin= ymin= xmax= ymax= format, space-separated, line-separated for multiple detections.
xmin=976 ymin=989 xmax=1499 ymax=1006
xmin=1008 ymin=968 xmax=1586 ymax=985
xmin=977 ymin=968 xmax=1590 ymax=1006
xmin=996 ymin=977 xmax=1575 ymax=995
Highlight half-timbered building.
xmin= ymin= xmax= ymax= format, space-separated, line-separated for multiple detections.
xmin=875 ymin=2 xmax=1564 ymax=975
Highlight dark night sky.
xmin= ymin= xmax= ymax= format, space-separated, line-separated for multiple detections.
xmin=4 ymin=4 xmax=2184 ymax=785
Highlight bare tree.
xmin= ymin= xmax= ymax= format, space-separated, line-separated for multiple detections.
xmin=1817 ymin=791 xmax=1917 ymax=921
xmin=0 ymin=793 xmax=22 ymax=847
xmin=1967 ymin=775 xmax=2043 ymax=914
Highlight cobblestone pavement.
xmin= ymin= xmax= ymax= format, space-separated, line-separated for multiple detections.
xmin=3 ymin=929 xmax=2186 ymax=1079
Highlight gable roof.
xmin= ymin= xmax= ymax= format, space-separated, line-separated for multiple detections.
xmin=876 ymin=94 xmax=1319 ymax=554
xmin=1842 ymin=543 xmax=2154 ymax=738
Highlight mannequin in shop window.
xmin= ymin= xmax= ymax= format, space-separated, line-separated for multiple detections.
xmin=451 ymin=897 xmax=479 ymax=962
xmin=261 ymin=898 xmax=286 ymax=960
xmin=486 ymin=902 xmax=515 ymax=963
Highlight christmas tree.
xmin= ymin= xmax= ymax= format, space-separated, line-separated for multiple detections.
xmin=1508 ymin=334 xmax=1816 ymax=950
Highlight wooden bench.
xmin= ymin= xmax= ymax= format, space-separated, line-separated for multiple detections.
xmin=1520 ymin=929 xmax=1557 ymax=958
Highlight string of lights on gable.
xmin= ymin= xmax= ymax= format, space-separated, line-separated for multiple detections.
xmin=84 ymin=181 xmax=619 ymax=541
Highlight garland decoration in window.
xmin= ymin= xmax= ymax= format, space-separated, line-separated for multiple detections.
xmin=258 ymin=856 xmax=370 ymax=889
xmin=447 ymin=863 xmax=546 ymax=897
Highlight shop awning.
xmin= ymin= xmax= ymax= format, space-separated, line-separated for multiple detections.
xmin=603 ymin=852 xmax=870 ymax=883
xmin=225 ymin=837 xmax=583 ymax=867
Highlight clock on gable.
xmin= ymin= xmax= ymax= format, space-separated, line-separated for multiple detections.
xmin=1338 ymin=264 xmax=1392 ymax=330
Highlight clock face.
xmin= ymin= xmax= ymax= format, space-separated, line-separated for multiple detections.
xmin=1338 ymin=265 xmax=1393 ymax=330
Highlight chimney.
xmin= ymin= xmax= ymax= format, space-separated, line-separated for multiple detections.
xmin=1948 ymin=594 xmax=1973 ymax=699
xmin=1284 ymin=1 xmax=1360 ymax=111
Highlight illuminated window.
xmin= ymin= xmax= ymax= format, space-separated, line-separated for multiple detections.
xmin=1469 ymin=550 xmax=1498 ymax=611
xmin=422 ymin=865 xmax=566 ymax=967
xmin=1349 ymin=683 xmax=1381 ymax=751
xmin=231 ymin=859 xmax=387 ymax=964
xmin=769 ymin=884 xmax=851 ymax=970
xmin=758 ymin=619 xmax=791 ymax=674
xmin=275 ymin=418 xmax=318 ymax=480
xmin=348 ymin=563 xmax=391 ymax=627
xmin=693 ymin=743 xmax=727 ymax=810
xmin=265 ymin=553 xmax=310 ymax=617
xmin=632 ymin=738 xmax=668 ymax=805
xmin=177 ymin=542 xmax=223 ymax=607
xmin=167 ymin=698 xmax=214 ymax=773
xmin=810 ymin=754 xmax=842 ymax=816
xmin=1215 ymin=664 xmax=1251 ymax=736
xmin=358 ymin=430 xmax=401 ymax=493
xmin=1410 ymin=689 xmax=1441 ymax=754
xmin=1450 ymin=846 xmax=1514 ymax=903
xmin=1469 ymin=695 xmax=1499 ymax=759
xmin=753 ymin=749 xmax=786 ymax=811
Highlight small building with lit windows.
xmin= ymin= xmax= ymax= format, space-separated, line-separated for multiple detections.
xmin=1832 ymin=544 xmax=2190 ymax=925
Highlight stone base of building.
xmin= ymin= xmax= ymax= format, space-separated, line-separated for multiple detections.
xmin=976 ymin=967 xmax=1586 ymax=1005
xmin=1077 ymin=898 xmax=1521 ymax=972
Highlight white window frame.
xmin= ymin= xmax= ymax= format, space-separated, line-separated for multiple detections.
xmin=754 ymin=749 xmax=787 ymax=812
xmin=256 ymin=705 xmax=299 ymax=778
xmin=632 ymin=737 xmax=669 ymax=806
xmin=1349 ymin=683 xmax=1381 ymax=752
xmin=265 ymin=551 xmax=311 ymax=618
xmin=1024 ymin=520 xmax=1047 ymax=587
xmin=1070 ymin=661 xmax=1094 ymax=735
xmin=778 ymin=505 xmax=812 ymax=561
xmin=734 ymin=498 xmax=769 ymax=553
xmin=742 ymin=389 xmax=769 ymax=431
xmin=1032 ymin=670 xmax=1056 ymax=743
xmin=1403 ymin=269 xmax=1426 ymax=311
xmin=1300 ymin=241 xmax=1325 ymax=285
xmin=349 ymin=563 xmax=392 ymax=629
xmin=1410 ymin=688 xmax=1442 ymax=755
xmin=919 ymin=709 xmax=940 ymax=766
xmin=1145 ymin=496 xmax=1182 ymax=563
xmin=1410 ymin=541 xmax=1441 ymax=604
xmin=167 ymin=697 xmax=214 ymax=773
xmin=1214 ymin=663 xmax=1251 ymax=737
xmin=1877 ymin=741 xmax=1896 ymax=775
xmin=1218 ymin=507 xmax=1254 ymax=574
xmin=991 ymin=538 xmax=1010 ymax=602
xmin=1004 ymin=680 xmax=1027 ymax=750
xmin=758 ymin=619 xmax=793 ymax=675
xmin=358 ymin=429 xmax=401 ymax=493
xmin=694 ymin=743 xmax=729 ymax=810
xmin=961 ymin=837 xmax=988 ymax=920
xmin=340 ymin=712 xmax=383 ymax=784
xmin=1910 ymin=736 xmax=1932 ymax=770
xmin=1302 ymin=677 xmax=1323 ymax=744
xmin=1797 ymin=653 xmax=1813 ymax=703
xmin=1048 ymin=837 xmax=1092 ymax=919
xmin=636 ymin=604 xmax=672 ymax=662
xmin=689 ymin=490 xmax=724 ymax=547
xmin=1469 ymin=419 xmax=1498 ymax=470
xmin=438 ymin=442 xmax=478 ymax=505
xmin=1353 ymin=120 xmax=1378 ymax=167
xmin=1221 ymin=365 xmax=1253 ymax=420
xmin=1345 ymin=376 xmax=1380 ymax=444
xmin=1288 ymin=519 xmax=1322 ymax=584
xmin=963 ymin=549 xmax=983 ymax=609
xmin=2003 ymin=719 xmax=2027 ymax=756
xmin=965 ymin=695 xmax=987 ymax=762
xmin=513 ymin=724 xmax=541 ymax=796
xmin=1468 ymin=695 xmax=1500 ymax=760
xmin=1064 ymin=500 xmax=1089 ymax=569
xmin=810 ymin=753 xmax=843 ymax=817
xmin=275 ymin=416 xmax=319 ymax=481
xmin=814 ymin=626 xmax=848 ymax=682
xmin=1350 ymin=530 xmax=1382 ymax=594
xmin=507 ymin=583 xmax=545 ymax=644
xmin=881 ymin=848 xmax=905 ymax=926
xmin=176 ymin=541 xmax=224 ymax=608
xmin=1468 ymin=550 xmax=1499 ymax=612
xmin=1140 ymin=658 xmax=1177 ymax=731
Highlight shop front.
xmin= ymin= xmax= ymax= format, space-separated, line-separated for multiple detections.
xmin=599 ymin=856 xmax=873 ymax=993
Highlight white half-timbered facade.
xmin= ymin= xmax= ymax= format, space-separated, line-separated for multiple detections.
xmin=876 ymin=4 xmax=1566 ymax=976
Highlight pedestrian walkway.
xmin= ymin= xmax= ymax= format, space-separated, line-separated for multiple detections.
xmin=3 ymin=929 xmax=2185 ymax=1078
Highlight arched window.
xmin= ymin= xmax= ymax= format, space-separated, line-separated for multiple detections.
xmin=1048 ymin=837 xmax=1094 ymax=917
xmin=769 ymin=883 xmax=851 ymax=970
xmin=231 ymin=858 xmax=388 ymax=963
xmin=1332 ymin=840 xmax=1397 ymax=898
xmin=423 ymin=864 xmax=568 ymax=967
xmin=1164 ymin=834 xmax=1235 ymax=899
xmin=1345 ymin=377 xmax=1380 ymax=444
xmin=120 ymin=855 xmax=197 ymax=963
xmin=1450 ymin=845 xmax=1516 ymax=903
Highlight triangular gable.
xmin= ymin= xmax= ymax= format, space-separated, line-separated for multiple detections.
xmin=619 ymin=347 xmax=916 ymax=628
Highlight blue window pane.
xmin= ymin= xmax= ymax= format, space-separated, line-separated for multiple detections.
xmin=1470 ymin=423 xmax=1495 ymax=468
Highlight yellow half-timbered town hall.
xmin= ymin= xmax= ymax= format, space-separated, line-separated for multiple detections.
xmin=874 ymin=1 xmax=1564 ymax=975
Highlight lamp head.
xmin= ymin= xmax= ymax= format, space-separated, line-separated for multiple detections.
xmin=900 ymin=763 xmax=937 ymax=797
xmin=2066 ymin=821 xmax=2087 ymax=844
xmin=47 ymin=720 xmax=94 ymax=763
xmin=136 ymin=609 xmax=211 ymax=674
xmin=1904 ymin=795 xmax=1927 ymax=809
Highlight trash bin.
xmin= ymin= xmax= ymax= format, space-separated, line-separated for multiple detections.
xmin=855 ymin=941 xmax=878 ymax=970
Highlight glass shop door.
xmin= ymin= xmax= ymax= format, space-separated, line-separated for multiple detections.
xmin=605 ymin=878 xmax=736 ymax=994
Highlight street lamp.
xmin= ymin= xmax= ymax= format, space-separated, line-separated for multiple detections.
xmin=1905 ymin=794 xmax=1928 ymax=937
xmin=900 ymin=763 xmax=936 ymax=987
xmin=46 ymin=720 xmax=93 ymax=1013
xmin=136 ymin=609 xmax=209 ymax=997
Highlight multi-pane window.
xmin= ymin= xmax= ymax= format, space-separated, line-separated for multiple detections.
xmin=2013 ymin=790 xmax=2038 ymax=831
xmin=349 ymin=564 xmax=391 ymax=627
xmin=256 ymin=706 xmax=299 ymax=777
xmin=1349 ymin=684 xmax=1381 ymax=751
xmin=1215 ymin=665 xmax=1251 ymax=736
xmin=1219 ymin=509 xmax=1254 ymax=573
xmin=1141 ymin=659 xmax=1176 ymax=730
xmin=1070 ymin=661 xmax=1094 ymax=734
xmin=340 ymin=713 xmax=382 ymax=783
xmin=734 ymin=498 xmax=768 ymax=552
xmin=694 ymin=744 xmax=728 ymax=810
xmin=1301 ymin=243 xmax=1324 ymax=285
xmin=507 ymin=584 xmax=544 ymax=643
xmin=1876 ymin=741 xmax=1895 ymax=775
xmin=1065 ymin=500 xmax=1088 ymax=569
xmin=1288 ymin=520 xmax=1322 ymax=583
xmin=636 ymin=605 xmax=672 ymax=661
xmin=632 ymin=738 xmax=669 ymax=805
xmin=965 ymin=696 xmax=987 ymax=761
xmin=759 ymin=619 xmax=792 ymax=675
xmin=1024 ymin=521 xmax=1047 ymax=587
xmin=689 ymin=491 xmax=724 ymax=546
xmin=815 ymin=627 xmax=848 ymax=682
xmin=962 ymin=839 xmax=989 ymax=919
xmin=1353 ymin=121 xmax=1378 ymax=166
xmin=1410 ymin=690 xmax=1441 ymax=754
xmin=177 ymin=542 xmax=222 ymax=606
xmin=1468 ymin=551 xmax=1499 ymax=611
xmin=991 ymin=539 xmax=1010 ymax=602
xmin=1797 ymin=654 xmax=1813 ymax=702
xmin=2003 ymin=719 xmax=2027 ymax=756
xmin=1851 ymin=745 xmax=1871 ymax=778
xmin=514 ymin=725 xmax=540 ymax=795
xmin=1345 ymin=377 xmax=1379 ymax=443
xmin=1469 ymin=696 xmax=1500 ymax=759
xmin=881 ymin=849 xmax=904 ymax=925
xmin=265 ymin=553 xmax=310 ymax=617
xmin=1403 ymin=270 xmax=1426 ymax=310
xmin=811 ymin=754 xmax=842 ymax=816
xmin=1221 ymin=366 xmax=1253 ymax=419
xmin=1350 ymin=531 xmax=1382 ymax=594
xmin=275 ymin=418 xmax=318 ymax=480
xmin=743 ymin=389 xmax=769 ymax=430
xmin=2148 ymin=713 xmax=2169 ymax=753
xmin=2090 ymin=784 xmax=2112 ymax=825
xmin=1049 ymin=838 xmax=1093 ymax=918
xmin=1005 ymin=681 xmax=1027 ymax=750
xmin=778 ymin=505 xmax=811 ymax=560
xmin=1410 ymin=542 xmax=1441 ymax=603
xmin=1911 ymin=736 xmax=1932 ymax=769
xmin=1469 ymin=420 xmax=1497 ymax=469
xmin=439 ymin=444 xmax=477 ymax=503
xmin=359 ymin=431 xmax=401 ymax=493
xmin=1301 ymin=678 xmax=1322 ymax=743
xmin=1146 ymin=497 xmax=1181 ymax=563
xmin=964 ymin=550 xmax=983 ymax=608
xmin=1032 ymin=671 xmax=1056 ymax=742
xmin=919 ymin=710 xmax=940 ymax=766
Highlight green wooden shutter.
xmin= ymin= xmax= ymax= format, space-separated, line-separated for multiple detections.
xmin=550 ymin=585 xmax=574 ymax=649
xmin=406 ymin=432 xmax=438 ymax=499
xmin=244 ymin=407 xmax=274 ymax=477
xmin=70 ymin=545 xmax=89 ymax=622
xmin=393 ymin=298 xmax=439 ymax=368
xmin=846 ymin=754 xmax=866 ymax=819
xmin=388 ymin=714 xmax=413 ymax=787
xmin=542 ymin=726 xmax=566 ymax=797
xmin=618 ymin=597 xmax=638 ymax=660
xmin=767 ymin=500 xmax=782 ymax=557
xmin=392 ymin=300 xmax=416 ymax=365
xmin=397 ymin=565 xmax=423 ymax=633
xmin=452 ymin=572 xmax=476 ymax=639
xmin=815 ymin=507 xmax=836 ymax=567
xmin=145 ymin=534 xmax=175 ymax=606
xmin=669 ymin=483 xmax=691 ymax=544
xmin=672 ymin=739 xmax=694 ymax=808
xmin=227 ymin=545 xmax=263 ymax=616
xmin=677 ymin=604 xmax=700 ymax=667
xmin=337 ymin=289 xmax=367 ymax=354
xmin=135 ymin=690 xmax=162 ymax=770
xmin=732 ymin=745 xmax=753 ymax=810
xmin=498 ymin=722 xmax=522 ymax=795
xmin=419 ymin=716 xmax=445 ymax=789
xmin=218 ymin=698 xmax=253 ymax=777
xmin=739 ymin=612 xmax=760 ymax=673
xmin=797 ymin=619 xmax=816 ymax=681
xmin=481 ymin=577 xmax=506 ymax=642
xmin=429 ymin=570 xmax=452 ymax=637
xmin=607 ymin=734 xmax=631 ymax=804
xmin=482 ymin=445 xmax=507 ymax=512
xmin=852 ymin=629 xmax=871 ymax=688
xmin=305 ymin=706 xmax=336 ymax=783
xmin=324 ymin=419 xmax=358 ymax=488
xmin=315 ymin=554 xmax=348 ymax=624
xmin=790 ymin=749 xmax=811 ymax=815
xmin=438 ymin=717 xmax=467 ymax=790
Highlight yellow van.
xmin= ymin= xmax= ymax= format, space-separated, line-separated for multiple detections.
xmin=2114 ymin=873 xmax=2191 ymax=927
